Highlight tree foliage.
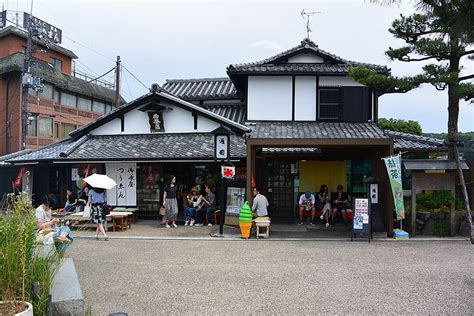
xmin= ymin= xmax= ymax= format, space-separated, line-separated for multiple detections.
xmin=378 ymin=118 xmax=423 ymax=135
xmin=349 ymin=0 xmax=474 ymax=139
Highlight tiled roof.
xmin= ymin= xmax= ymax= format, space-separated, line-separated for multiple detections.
xmin=5 ymin=133 xmax=246 ymax=162
xmin=3 ymin=139 xmax=77 ymax=162
xmin=0 ymin=149 xmax=33 ymax=165
xmin=0 ymin=26 xmax=77 ymax=58
xmin=228 ymin=38 xmax=388 ymax=75
xmin=203 ymin=104 xmax=246 ymax=124
xmin=0 ymin=53 xmax=121 ymax=104
xmin=162 ymin=78 xmax=238 ymax=100
xmin=385 ymin=130 xmax=448 ymax=152
xmin=248 ymin=122 xmax=388 ymax=139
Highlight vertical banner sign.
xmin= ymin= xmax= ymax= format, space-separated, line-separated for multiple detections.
xmin=106 ymin=163 xmax=136 ymax=206
xmin=0 ymin=11 xmax=6 ymax=28
xmin=22 ymin=168 xmax=34 ymax=198
xmin=382 ymin=154 xmax=405 ymax=220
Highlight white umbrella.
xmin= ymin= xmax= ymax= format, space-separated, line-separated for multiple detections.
xmin=83 ymin=174 xmax=117 ymax=190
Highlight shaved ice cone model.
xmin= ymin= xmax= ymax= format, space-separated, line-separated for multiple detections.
xmin=239 ymin=201 xmax=253 ymax=239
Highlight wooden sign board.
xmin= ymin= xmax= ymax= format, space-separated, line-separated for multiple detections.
xmin=415 ymin=172 xmax=450 ymax=191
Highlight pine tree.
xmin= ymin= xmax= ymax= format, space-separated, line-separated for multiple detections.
xmin=350 ymin=0 xmax=474 ymax=242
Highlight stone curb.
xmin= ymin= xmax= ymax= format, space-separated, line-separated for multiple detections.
xmin=75 ymin=235 xmax=470 ymax=242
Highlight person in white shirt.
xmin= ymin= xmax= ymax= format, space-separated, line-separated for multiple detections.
xmin=35 ymin=194 xmax=59 ymax=230
xmin=298 ymin=191 xmax=316 ymax=226
xmin=251 ymin=187 xmax=269 ymax=218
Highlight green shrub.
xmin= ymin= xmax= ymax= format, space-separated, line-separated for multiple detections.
xmin=433 ymin=221 xmax=450 ymax=237
xmin=0 ymin=193 xmax=60 ymax=315
xmin=416 ymin=191 xmax=454 ymax=211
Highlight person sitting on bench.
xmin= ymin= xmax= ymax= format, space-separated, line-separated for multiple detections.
xmin=317 ymin=184 xmax=331 ymax=227
xmin=331 ymin=184 xmax=352 ymax=225
xmin=298 ymin=191 xmax=316 ymax=226
xmin=252 ymin=187 xmax=269 ymax=218
xmin=196 ymin=185 xmax=216 ymax=226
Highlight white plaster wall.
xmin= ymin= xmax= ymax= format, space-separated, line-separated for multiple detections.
xmin=247 ymin=76 xmax=292 ymax=121
xmin=197 ymin=116 xmax=220 ymax=132
xmin=124 ymin=110 xmax=150 ymax=133
xmin=287 ymin=54 xmax=324 ymax=63
xmin=90 ymin=104 xmax=222 ymax=135
xmin=294 ymin=76 xmax=316 ymax=121
xmin=90 ymin=118 xmax=121 ymax=135
xmin=319 ymin=76 xmax=364 ymax=87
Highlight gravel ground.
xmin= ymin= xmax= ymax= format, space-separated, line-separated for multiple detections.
xmin=70 ymin=239 xmax=473 ymax=315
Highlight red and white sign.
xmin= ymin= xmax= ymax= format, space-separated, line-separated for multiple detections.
xmin=221 ymin=166 xmax=235 ymax=179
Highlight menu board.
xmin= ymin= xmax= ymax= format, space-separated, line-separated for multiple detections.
xmin=226 ymin=187 xmax=245 ymax=215
xmin=353 ymin=198 xmax=370 ymax=234
xmin=106 ymin=163 xmax=137 ymax=206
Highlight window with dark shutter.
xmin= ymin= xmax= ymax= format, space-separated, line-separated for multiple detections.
xmin=318 ymin=88 xmax=340 ymax=120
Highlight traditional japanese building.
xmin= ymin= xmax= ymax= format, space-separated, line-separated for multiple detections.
xmin=1 ymin=38 xmax=448 ymax=235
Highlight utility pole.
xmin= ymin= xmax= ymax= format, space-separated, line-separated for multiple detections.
xmin=20 ymin=4 xmax=34 ymax=150
xmin=115 ymin=56 xmax=121 ymax=107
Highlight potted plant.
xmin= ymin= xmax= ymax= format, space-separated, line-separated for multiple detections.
xmin=0 ymin=193 xmax=60 ymax=315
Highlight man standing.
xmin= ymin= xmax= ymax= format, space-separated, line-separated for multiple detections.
xmin=251 ymin=187 xmax=269 ymax=218
xmin=298 ymin=191 xmax=316 ymax=226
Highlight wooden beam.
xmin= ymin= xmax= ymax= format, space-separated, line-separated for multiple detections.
xmin=246 ymin=143 xmax=255 ymax=205
xmin=246 ymin=138 xmax=392 ymax=147
xmin=411 ymin=172 xmax=417 ymax=237
xmin=450 ymin=172 xmax=456 ymax=237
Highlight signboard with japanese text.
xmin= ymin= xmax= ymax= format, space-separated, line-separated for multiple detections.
xmin=23 ymin=12 xmax=62 ymax=44
xmin=0 ymin=11 xmax=6 ymax=28
xmin=106 ymin=163 xmax=136 ymax=206
xmin=382 ymin=154 xmax=405 ymax=220
xmin=352 ymin=198 xmax=371 ymax=242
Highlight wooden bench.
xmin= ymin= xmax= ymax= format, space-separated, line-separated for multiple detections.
xmin=109 ymin=211 xmax=133 ymax=232
xmin=254 ymin=217 xmax=271 ymax=239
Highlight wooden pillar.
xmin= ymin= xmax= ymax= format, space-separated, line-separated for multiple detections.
xmin=450 ymin=172 xmax=456 ymax=237
xmin=246 ymin=142 xmax=256 ymax=204
xmin=411 ymin=172 xmax=417 ymax=237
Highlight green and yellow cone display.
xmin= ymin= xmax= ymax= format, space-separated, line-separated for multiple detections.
xmin=239 ymin=201 xmax=253 ymax=239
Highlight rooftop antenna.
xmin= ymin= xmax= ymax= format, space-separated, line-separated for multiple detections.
xmin=301 ymin=9 xmax=321 ymax=39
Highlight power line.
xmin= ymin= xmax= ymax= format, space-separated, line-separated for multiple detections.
xmin=122 ymin=64 xmax=149 ymax=91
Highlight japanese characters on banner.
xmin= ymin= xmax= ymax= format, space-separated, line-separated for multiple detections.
xmin=382 ymin=154 xmax=405 ymax=220
xmin=221 ymin=166 xmax=235 ymax=179
xmin=106 ymin=163 xmax=136 ymax=206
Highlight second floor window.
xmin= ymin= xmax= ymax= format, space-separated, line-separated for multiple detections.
xmin=319 ymin=88 xmax=341 ymax=120
xmin=49 ymin=57 xmax=62 ymax=71
xmin=38 ymin=117 xmax=53 ymax=138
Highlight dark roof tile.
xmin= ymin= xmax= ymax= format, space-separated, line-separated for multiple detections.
xmin=162 ymin=78 xmax=238 ymax=100
xmin=228 ymin=38 xmax=388 ymax=75
xmin=385 ymin=130 xmax=447 ymax=152
xmin=248 ymin=122 xmax=387 ymax=139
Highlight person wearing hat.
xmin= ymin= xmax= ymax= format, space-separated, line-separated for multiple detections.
xmin=184 ymin=187 xmax=202 ymax=226
xmin=298 ymin=191 xmax=316 ymax=226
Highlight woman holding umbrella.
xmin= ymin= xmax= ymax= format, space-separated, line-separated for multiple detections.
xmin=83 ymin=173 xmax=117 ymax=241
xmin=87 ymin=186 xmax=109 ymax=241
xmin=162 ymin=175 xmax=178 ymax=228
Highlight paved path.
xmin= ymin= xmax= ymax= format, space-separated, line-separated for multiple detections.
xmin=70 ymin=239 xmax=473 ymax=315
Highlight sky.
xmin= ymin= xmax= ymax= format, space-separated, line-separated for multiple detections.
xmin=3 ymin=0 xmax=473 ymax=132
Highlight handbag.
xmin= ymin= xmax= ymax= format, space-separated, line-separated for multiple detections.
xmin=159 ymin=206 xmax=166 ymax=216
xmin=83 ymin=203 xmax=92 ymax=218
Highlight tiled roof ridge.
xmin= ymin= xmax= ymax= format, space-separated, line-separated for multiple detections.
xmin=165 ymin=77 xmax=231 ymax=83
xmin=384 ymin=130 xmax=445 ymax=145
xmin=228 ymin=38 xmax=387 ymax=72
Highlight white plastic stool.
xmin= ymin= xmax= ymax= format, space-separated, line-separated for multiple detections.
xmin=255 ymin=221 xmax=271 ymax=239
